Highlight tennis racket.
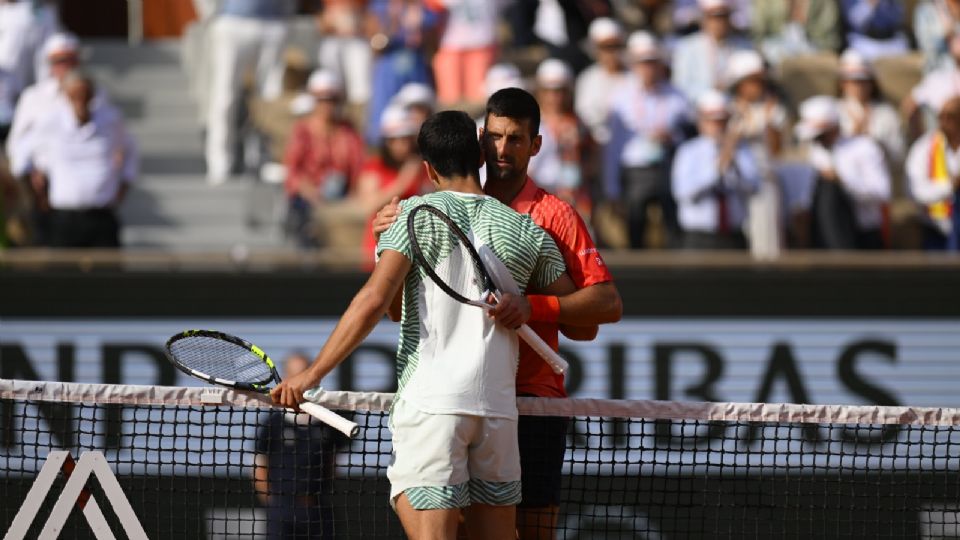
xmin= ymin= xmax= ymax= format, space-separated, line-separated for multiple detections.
xmin=164 ymin=330 xmax=359 ymax=438
xmin=406 ymin=204 xmax=569 ymax=375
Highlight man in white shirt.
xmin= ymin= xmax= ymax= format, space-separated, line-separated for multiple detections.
xmin=16 ymin=72 xmax=138 ymax=247
xmin=575 ymin=17 xmax=626 ymax=145
xmin=605 ymin=31 xmax=690 ymax=248
xmin=7 ymin=32 xmax=79 ymax=172
xmin=6 ymin=32 xmax=81 ymax=245
xmin=672 ymin=90 xmax=760 ymax=249
xmin=671 ymin=0 xmax=753 ymax=101
xmin=796 ymin=95 xmax=891 ymax=249
xmin=906 ymin=96 xmax=960 ymax=250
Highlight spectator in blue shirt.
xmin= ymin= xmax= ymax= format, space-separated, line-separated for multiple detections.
xmin=840 ymin=0 xmax=909 ymax=60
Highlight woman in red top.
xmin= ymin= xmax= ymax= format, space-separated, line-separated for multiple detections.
xmin=355 ymin=104 xmax=430 ymax=266
xmin=284 ymin=70 xmax=366 ymax=247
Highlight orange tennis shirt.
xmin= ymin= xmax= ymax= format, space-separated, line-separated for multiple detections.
xmin=509 ymin=177 xmax=613 ymax=397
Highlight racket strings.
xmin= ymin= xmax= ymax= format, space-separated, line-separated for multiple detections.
xmin=168 ymin=336 xmax=274 ymax=384
xmin=410 ymin=208 xmax=489 ymax=304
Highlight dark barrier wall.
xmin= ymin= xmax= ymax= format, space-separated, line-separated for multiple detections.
xmin=4 ymin=256 xmax=960 ymax=318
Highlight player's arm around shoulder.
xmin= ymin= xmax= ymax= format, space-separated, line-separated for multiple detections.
xmin=530 ymin=226 xmax=600 ymax=341
xmin=540 ymin=197 xmax=623 ymax=328
xmin=271 ymin=249 xmax=411 ymax=410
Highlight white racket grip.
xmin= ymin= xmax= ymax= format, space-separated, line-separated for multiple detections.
xmin=300 ymin=401 xmax=360 ymax=438
xmin=517 ymin=324 xmax=568 ymax=375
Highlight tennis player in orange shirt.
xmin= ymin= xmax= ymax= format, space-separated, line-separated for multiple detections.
xmin=375 ymin=88 xmax=622 ymax=539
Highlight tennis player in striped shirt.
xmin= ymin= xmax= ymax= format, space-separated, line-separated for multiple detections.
xmin=273 ymin=111 xmax=583 ymax=539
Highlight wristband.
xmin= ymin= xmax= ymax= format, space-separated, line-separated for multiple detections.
xmin=527 ymin=295 xmax=560 ymax=323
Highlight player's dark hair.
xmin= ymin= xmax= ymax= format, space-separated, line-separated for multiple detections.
xmin=485 ymin=87 xmax=540 ymax=138
xmin=417 ymin=110 xmax=481 ymax=180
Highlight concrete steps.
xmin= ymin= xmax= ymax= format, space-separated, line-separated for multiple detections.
xmin=84 ymin=39 xmax=286 ymax=251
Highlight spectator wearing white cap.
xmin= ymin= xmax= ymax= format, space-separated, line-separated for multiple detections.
xmin=904 ymin=33 xmax=960 ymax=136
xmin=390 ymin=82 xmax=435 ymax=134
xmin=8 ymin=33 xmax=79 ymax=166
xmin=356 ymin=104 xmax=428 ymax=265
xmin=283 ymin=69 xmax=365 ymax=247
xmin=575 ymin=17 xmax=627 ymax=145
xmin=837 ymin=50 xmax=904 ymax=167
xmin=6 ymin=32 xmax=84 ymax=245
xmin=672 ymin=90 xmax=760 ymax=250
xmin=906 ymin=95 xmax=960 ymax=250
xmin=725 ymin=50 xmax=788 ymax=258
xmin=430 ymin=0 xmax=506 ymax=106
xmin=751 ymin=0 xmax=842 ymax=65
xmin=536 ymin=58 xmax=595 ymax=218
xmin=205 ymin=0 xmax=295 ymax=185
xmin=604 ymin=31 xmax=690 ymax=248
xmin=14 ymin=71 xmax=137 ymax=248
xmin=796 ymin=95 xmax=891 ymax=249
xmin=316 ymin=0 xmax=372 ymax=109
xmin=671 ymin=0 xmax=753 ymax=101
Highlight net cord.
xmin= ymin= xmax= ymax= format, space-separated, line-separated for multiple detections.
xmin=3 ymin=379 xmax=960 ymax=426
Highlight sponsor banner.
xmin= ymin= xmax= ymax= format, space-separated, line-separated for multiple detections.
xmin=3 ymin=318 xmax=960 ymax=407
xmin=3 ymin=319 xmax=960 ymax=476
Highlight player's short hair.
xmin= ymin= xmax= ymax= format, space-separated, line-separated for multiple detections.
xmin=417 ymin=110 xmax=481 ymax=179
xmin=485 ymin=87 xmax=541 ymax=138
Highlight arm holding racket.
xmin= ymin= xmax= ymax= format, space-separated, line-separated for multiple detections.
xmin=478 ymin=245 xmax=570 ymax=375
xmin=271 ymin=250 xmax=410 ymax=409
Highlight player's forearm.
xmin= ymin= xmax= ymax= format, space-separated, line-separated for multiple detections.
xmin=556 ymin=282 xmax=623 ymax=326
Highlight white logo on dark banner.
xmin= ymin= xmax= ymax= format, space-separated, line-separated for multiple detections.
xmin=4 ymin=451 xmax=147 ymax=540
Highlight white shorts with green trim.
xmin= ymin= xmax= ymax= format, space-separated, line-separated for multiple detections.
xmin=387 ymin=399 xmax=521 ymax=510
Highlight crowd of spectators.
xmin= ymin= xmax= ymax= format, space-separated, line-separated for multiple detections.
xmin=4 ymin=0 xmax=960 ymax=256
xmin=189 ymin=0 xmax=957 ymax=256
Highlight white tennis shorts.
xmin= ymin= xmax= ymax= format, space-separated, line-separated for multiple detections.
xmin=387 ymin=399 xmax=522 ymax=510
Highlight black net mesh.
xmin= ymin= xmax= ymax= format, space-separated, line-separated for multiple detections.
xmin=167 ymin=335 xmax=274 ymax=385
xmin=3 ymin=382 xmax=960 ymax=539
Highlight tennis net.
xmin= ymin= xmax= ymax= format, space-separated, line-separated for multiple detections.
xmin=3 ymin=378 xmax=960 ymax=539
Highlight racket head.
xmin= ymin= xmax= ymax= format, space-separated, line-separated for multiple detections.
xmin=164 ymin=330 xmax=280 ymax=393
xmin=406 ymin=204 xmax=495 ymax=305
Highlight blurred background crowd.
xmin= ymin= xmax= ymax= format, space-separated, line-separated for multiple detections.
xmin=1 ymin=0 xmax=960 ymax=261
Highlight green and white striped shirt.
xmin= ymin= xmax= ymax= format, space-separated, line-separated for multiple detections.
xmin=377 ymin=191 xmax=565 ymax=419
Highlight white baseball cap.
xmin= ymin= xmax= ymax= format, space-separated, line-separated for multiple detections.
xmin=536 ymin=58 xmax=573 ymax=90
xmin=43 ymin=33 xmax=80 ymax=59
xmin=307 ymin=69 xmax=343 ymax=98
xmin=725 ymin=50 xmax=765 ymax=87
xmin=697 ymin=89 xmax=730 ymax=120
xmin=588 ymin=17 xmax=623 ymax=44
xmin=795 ymin=96 xmax=841 ymax=140
xmin=380 ymin=104 xmax=418 ymax=139
xmin=393 ymin=82 xmax=436 ymax=109
xmin=626 ymin=31 xmax=661 ymax=63
xmin=698 ymin=0 xmax=732 ymax=14
xmin=839 ymin=49 xmax=874 ymax=81
xmin=485 ymin=63 xmax=524 ymax=96
xmin=289 ymin=93 xmax=316 ymax=116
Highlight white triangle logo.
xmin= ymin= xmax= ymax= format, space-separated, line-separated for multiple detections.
xmin=4 ymin=451 xmax=148 ymax=540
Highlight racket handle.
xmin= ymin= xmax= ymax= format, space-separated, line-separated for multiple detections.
xmin=517 ymin=324 xmax=569 ymax=375
xmin=300 ymin=402 xmax=360 ymax=438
